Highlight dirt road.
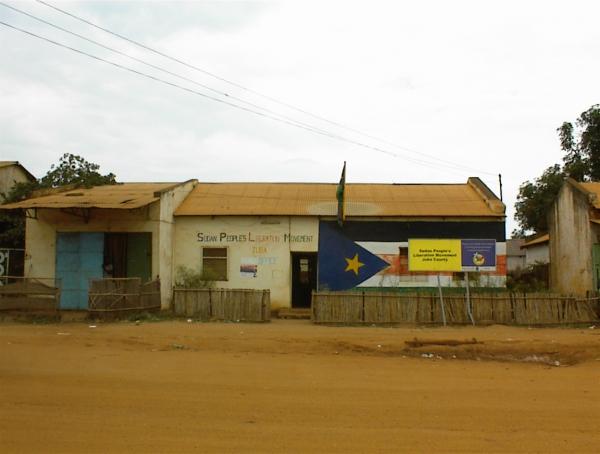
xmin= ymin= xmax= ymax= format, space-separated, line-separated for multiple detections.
xmin=1 ymin=320 xmax=599 ymax=453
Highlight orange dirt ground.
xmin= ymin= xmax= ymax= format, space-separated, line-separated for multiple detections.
xmin=1 ymin=319 xmax=600 ymax=453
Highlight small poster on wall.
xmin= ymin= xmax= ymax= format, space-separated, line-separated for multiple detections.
xmin=240 ymin=257 xmax=258 ymax=278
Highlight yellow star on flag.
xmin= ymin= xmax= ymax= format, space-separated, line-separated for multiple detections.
xmin=344 ymin=253 xmax=365 ymax=275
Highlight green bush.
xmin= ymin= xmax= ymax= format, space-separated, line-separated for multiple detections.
xmin=174 ymin=266 xmax=217 ymax=289
xmin=507 ymin=262 xmax=549 ymax=293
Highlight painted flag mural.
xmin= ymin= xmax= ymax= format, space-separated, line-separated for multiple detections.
xmin=318 ymin=223 xmax=389 ymax=291
xmin=317 ymin=221 xmax=507 ymax=290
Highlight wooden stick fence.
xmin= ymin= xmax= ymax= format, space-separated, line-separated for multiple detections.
xmin=172 ymin=288 xmax=270 ymax=322
xmin=88 ymin=278 xmax=161 ymax=314
xmin=312 ymin=291 xmax=600 ymax=325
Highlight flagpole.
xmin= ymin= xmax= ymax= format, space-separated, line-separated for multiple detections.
xmin=336 ymin=161 xmax=346 ymax=227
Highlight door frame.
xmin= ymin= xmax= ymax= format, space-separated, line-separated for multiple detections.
xmin=290 ymin=252 xmax=318 ymax=308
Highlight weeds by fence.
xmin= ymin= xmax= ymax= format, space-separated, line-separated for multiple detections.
xmin=312 ymin=291 xmax=599 ymax=325
xmin=172 ymin=288 xmax=270 ymax=322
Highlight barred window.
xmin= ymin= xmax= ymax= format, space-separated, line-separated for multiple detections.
xmin=202 ymin=247 xmax=228 ymax=281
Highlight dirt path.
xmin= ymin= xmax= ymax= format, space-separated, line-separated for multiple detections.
xmin=1 ymin=320 xmax=599 ymax=453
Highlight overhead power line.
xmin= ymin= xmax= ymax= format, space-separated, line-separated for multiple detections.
xmin=0 ymin=5 xmax=478 ymax=176
xmin=0 ymin=20 xmax=476 ymax=176
xmin=0 ymin=2 xmax=339 ymax=139
xmin=0 ymin=1 xmax=360 ymax=143
xmin=33 ymin=0 xmax=496 ymax=177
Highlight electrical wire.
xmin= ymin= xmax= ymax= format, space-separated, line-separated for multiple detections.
xmin=0 ymin=1 xmax=371 ymax=144
xmin=34 ymin=0 xmax=496 ymax=177
xmin=0 ymin=19 xmax=480 ymax=177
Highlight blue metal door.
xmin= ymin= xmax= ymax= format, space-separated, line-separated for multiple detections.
xmin=56 ymin=232 xmax=104 ymax=309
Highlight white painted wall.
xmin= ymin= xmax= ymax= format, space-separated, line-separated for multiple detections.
xmin=524 ymin=244 xmax=549 ymax=266
xmin=173 ymin=216 xmax=508 ymax=309
xmin=157 ymin=180 xmax=196 ymax=306
xmin=173 ymin=216 xmax=319 ymax=309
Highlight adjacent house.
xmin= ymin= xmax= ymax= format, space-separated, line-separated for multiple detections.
xmin=1 ymin=180 xmax=196 ymax=309
xmin=521 ymin=233 xmax=549 ymax=266
xmin=0 ymin=161 xmax=36 ymax=278
xmin=548 ymin=179 xmax=600 ymax=295
xmin=506 ymin=238 xmax=526 ymax=271
xmin=0 ymin=161 xmax=35 ymax=196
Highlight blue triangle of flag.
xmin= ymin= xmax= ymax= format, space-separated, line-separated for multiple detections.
xmin=318 ymin=223 xmax=390 ymax=291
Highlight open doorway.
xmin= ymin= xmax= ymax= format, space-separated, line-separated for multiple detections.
xmin=104 ymin=232 xmax=152 ymax=282
xmin=291 ymin=252 xmax=317 ymax=308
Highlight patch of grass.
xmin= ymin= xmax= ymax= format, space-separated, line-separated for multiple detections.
xmin=126 ymin=310 xmax=176 ymax=323
xmin=13 ymin=313 xmax=61 ymax=324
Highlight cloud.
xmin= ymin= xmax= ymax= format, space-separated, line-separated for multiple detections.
xmin=2 ymin=0 xmax=600 ymax=233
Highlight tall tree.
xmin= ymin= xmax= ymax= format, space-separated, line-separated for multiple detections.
xmin=514 ymin=164 xmax=564 ymax=235
xmin=39 ymin=153 xmax=116 ymax=190
xmin=0 ymin=154 xmax=116 ymax=248
xmin=558 ymin=104 xmax=600 ymax=181
xmin=514 ymin=104 xmax=600 ymax=236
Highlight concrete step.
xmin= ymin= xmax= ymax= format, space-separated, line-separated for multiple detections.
xmin=277 ymin=308 xmax=312 ymax=319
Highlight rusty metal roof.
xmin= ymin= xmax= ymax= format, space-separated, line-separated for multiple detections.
xmin=0 ymin=182 xmax=183 ymax=210
xmin=521 ymin=233 xmax=549 ymax=248
xmin=580 ymin=182 xmax=600 ymax=209
xmin=174 ymin=181 xmax=505 ymax=217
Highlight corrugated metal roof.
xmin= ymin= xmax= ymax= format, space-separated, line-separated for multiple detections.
xmin=0 ymin=182 xmax=181 ymax=210
xmin=580 ymin=182 xmax=600 ymax=209
xmin=521 ymin=233 xmax=549 ymax=248
xmin=174 ymin=182 xmax=505 ymax=217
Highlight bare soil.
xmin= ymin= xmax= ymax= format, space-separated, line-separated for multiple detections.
xmin=1 ymin=320 xmax=600 ymax=453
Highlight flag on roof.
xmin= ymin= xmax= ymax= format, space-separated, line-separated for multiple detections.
xmin=318 ymin=222 xmax=389 ymax=291
xmin=336 ymin=161 xmax=346 ymax=226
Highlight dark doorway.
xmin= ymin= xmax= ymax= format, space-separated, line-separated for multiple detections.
xmin=291 ymin=252 xmax=317 ymax=308
xmin=103 ymin=232 xmax=152 ymax=282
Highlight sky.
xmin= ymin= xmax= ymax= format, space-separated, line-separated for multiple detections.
xmin=2 ymin=0 xmax=600 ymax=235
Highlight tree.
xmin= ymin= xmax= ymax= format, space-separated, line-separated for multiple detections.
xmin=513 ymin=104 xmax=600 ymax=236
xmin=558 ymin=104 xmax=600 ymax=181
xmin=39 ymin=153 xmax=116 ymax=190
xmin=0 ymin=154 xmax=116 ymax=248
xmin=514 ymin=164 xmax=564 ymax=235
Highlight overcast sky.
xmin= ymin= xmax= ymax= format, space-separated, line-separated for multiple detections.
xmin=2 ymin=0 xmax=600 ymax=234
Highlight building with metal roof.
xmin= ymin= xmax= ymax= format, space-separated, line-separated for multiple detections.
xmin=173 ymin=178 xmax=506 ymax=310
xmin=3 ymin=175 xmax=507 ymax=311
xmin=2 ymin=180 xmax=197 ymax=309
xmin=1 ymin=182 xmax=185 ymax=211
xmin=521 ymin=233 xmax=550 ymax=267
xmin=174 ymin=178 xmax=505 ymax=217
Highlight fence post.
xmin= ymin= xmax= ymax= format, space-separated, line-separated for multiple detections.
xmin=465 ymin=272 xmax=475 ymax=325
xmin=361 ymin=291 xmax=365 ymax=323
xmin=437 ymin=274 xmax=447 ymax=326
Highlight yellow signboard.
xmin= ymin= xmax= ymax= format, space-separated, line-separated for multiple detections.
xmin=408 ymin=239 xmax=462 ymax=272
